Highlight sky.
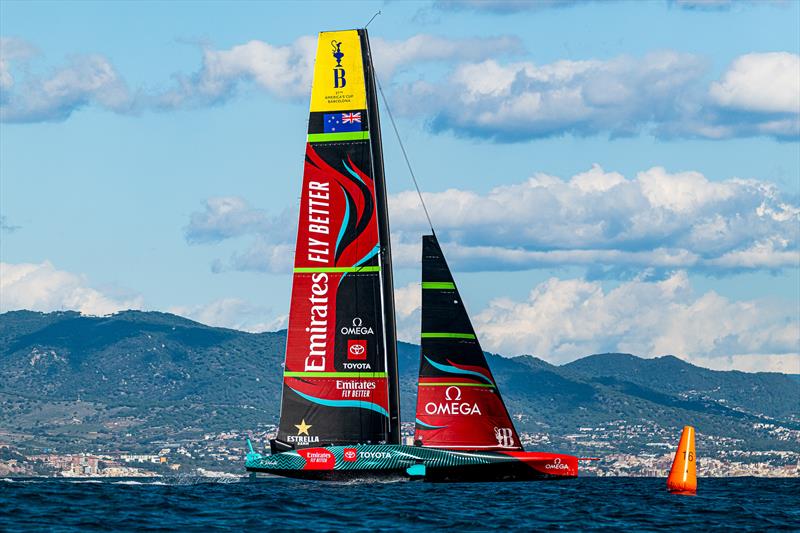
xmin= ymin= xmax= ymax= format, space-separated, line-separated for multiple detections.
xmin=1 ymin=0 xmax=798 ymax=373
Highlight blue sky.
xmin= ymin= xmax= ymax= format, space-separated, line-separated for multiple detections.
xmin=1 ymin=0 xmax=798 ymax=372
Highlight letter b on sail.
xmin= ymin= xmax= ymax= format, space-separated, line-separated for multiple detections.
xmin=333 ymin=68 xmax=346 ymax=88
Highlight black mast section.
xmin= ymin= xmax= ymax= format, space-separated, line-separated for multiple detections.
xmin=359 ymin=28 xmax=401 ymax=444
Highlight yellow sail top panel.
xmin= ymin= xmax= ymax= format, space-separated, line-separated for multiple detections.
xmin=310 ymin=30 xmax=367 ymax=112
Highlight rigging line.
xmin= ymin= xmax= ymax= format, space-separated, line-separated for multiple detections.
xmin=365 ymin=11 xmax=381 ymax=29
xmin=376 ymin=77 xmax=436 ymax=235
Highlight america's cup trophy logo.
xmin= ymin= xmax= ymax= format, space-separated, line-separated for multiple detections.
xmin=332 ymin=40 xmax=346 ymax=88
xmin=495 ymin=427 xmax=515 ymax=448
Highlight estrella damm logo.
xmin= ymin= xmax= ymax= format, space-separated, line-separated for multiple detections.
xmin=310 ymin=30 xmax=366 ymax=112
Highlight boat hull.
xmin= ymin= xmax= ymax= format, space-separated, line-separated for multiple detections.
xmin=245 ymin=444 xmax=578 ymax=482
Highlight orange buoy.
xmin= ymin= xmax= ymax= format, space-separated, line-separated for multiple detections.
xmin=667 ymin=425 xmax=697 ymax=494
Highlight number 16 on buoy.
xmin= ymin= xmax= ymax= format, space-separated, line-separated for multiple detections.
xmin=667 ymin=425 xmax=697 ymax=494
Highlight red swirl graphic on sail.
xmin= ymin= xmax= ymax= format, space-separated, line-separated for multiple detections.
xmin=285 ymin=144 xmax=380 ymax=375
xmin=300 ymin=146 xmax=377 ymax=271
xmin=279 ymin=141 xmax=389 ymax=447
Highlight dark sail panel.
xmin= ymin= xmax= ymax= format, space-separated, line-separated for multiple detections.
xmin=414 ymin=234 xmax=523 ymax=451
xmin=276 ymin=29 xmax=398 ymax=448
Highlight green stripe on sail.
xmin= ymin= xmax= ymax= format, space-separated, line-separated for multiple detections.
xmin=421 ymin=282 xmax=456 ymax=290
xmin=293 ymin=266 xmax=380 ymax=273
xmin=418 ymin=382 xmax=495 ymax=388
xmin=284 ymin=372 xmax=387 ymax=378
xmin=421 ymin=332 xmax=477 ymax=339
xmin=307 ymin=131 xmax=370 ymax=143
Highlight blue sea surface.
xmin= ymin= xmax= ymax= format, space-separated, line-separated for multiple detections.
xmin=1 ymin=477 xmax=798 ymax=531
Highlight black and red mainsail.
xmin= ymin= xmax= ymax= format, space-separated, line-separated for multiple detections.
xmin=414 ymin=234 xmax=523 ymax=451
xmin=276 ymin=29 xmax=400 ymax=448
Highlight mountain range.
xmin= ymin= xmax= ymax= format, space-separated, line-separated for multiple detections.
xmin=1 ymin=310 xmax=798 ymax=457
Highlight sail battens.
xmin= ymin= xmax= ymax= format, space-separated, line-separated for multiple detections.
xmin=421 ymin=332 xmax=476 ymax=339
xmin=284 ymin=371 xmax=387 ymax=378
xmin=293 ymin=266 xmax=381 ymax=273
xmin=421 ymin=282 xmax=456 ymax=290
xmin=307 ymin=131 xmax=370 ymax=143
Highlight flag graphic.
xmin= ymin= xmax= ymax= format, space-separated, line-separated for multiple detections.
xmin=324 ymin=112 xmax=363 ymax=133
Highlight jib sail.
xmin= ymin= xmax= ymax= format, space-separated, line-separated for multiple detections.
xmin=415 ymin=234 xmax=523 ymax=451
xmin=276 ymin=29 xmax=400 ymax=448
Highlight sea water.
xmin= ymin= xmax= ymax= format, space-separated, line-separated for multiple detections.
xmin=1 ymin=477 xmax=798 ymax=531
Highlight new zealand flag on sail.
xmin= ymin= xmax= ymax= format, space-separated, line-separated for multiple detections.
xmin=324 ymin=112 xmax=362 ymax=133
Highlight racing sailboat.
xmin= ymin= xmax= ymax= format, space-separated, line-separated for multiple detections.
xmin=244 ymin=27 xmax=578 ymax=481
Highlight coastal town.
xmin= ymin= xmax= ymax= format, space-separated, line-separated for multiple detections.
xmin=2 ymin=420 xmax=797 ymax=478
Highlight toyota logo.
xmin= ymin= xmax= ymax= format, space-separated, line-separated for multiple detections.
xmin=344 ymin=450 xmax=356 ymax=459
xmin=349 ymin=344 xmax=365 ymax=356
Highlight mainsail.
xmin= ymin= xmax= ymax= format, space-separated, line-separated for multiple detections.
xmin=415 ymin=234 xmax=523 ymax=451
xmin=276 ymin=29 xmax=400 ymax=448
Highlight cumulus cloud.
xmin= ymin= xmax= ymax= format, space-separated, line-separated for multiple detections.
xmin=710 ymin=52 xmax=800 ymax=114
xmin=469 ymin=271 xmax=799 ymax=372
xmin=184 ymin=196 xmax=291 ymax=244
xmin=0 ymin=37 xmax=37 ymax=92
xmin=184 ymin=197 xmax=297 ymax=274
xmin=186 ymin=166 xmax=798 ymax=276
xmin=0 ymin=261 xmax=143 ymax=315
xmin=1 ymin=34 xmax=520 ymax=121
xmin=372 ymin=34 xmax=522 ymax=77
xmin=394 ymin=282 xmax=423 ymax=343
xmin=157 ymin=34 xmax=521 ymax=108
xmin=228 ymin=240 xmax=296 ymax=274
xmin=389 ymin=271 xmax=798 ymax=372
xmin=3 ymin=34 xmax=797 ymax=140
xmin=0 ymin=37 xmax=132 ymax=123
xmin=168 ymin=298 xmax=286 ymax=332
xmin=388 ymin=165 xmax=799 ymax=274
xmin=0 ymin=260 xmax=283 ymax=333
xmin=395 ymin=50 xmax=799 ymax=141
xmin=156 ymin=37 xmax=318 ymax=109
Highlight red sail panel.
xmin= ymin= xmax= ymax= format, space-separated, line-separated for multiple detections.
xmin=414 ymin=235 xmax=523 ymax=451
xmin=283 ymin=147 xmax=379 ymax=374
xmin=276 ymin=30 xmax=392 ymax=448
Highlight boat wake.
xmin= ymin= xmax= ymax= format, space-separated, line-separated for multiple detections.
xmin=329 ymin=474 xmax=410 ymax=485
xmin=161 ymin=474 xmax=243 ymax=485
xmin=112 ymin=480 xmax=167 ymax=486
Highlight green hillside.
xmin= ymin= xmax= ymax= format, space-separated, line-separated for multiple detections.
xmin=1 ymin=310 xmax=797 ymax=458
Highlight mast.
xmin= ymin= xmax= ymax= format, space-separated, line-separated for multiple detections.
xmin=359 ymin=28 xmax=401 ymax=444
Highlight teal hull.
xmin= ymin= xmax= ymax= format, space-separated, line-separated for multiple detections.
xmin=245 ymin=444 xmax=578 ymax=482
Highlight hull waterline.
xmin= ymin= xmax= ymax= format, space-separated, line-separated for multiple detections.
xmin=245 ymin=444 xmax=578 ymax=482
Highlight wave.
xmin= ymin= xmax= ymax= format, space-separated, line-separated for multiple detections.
xmin=111 ymin=480 xmax=165 ymax=485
